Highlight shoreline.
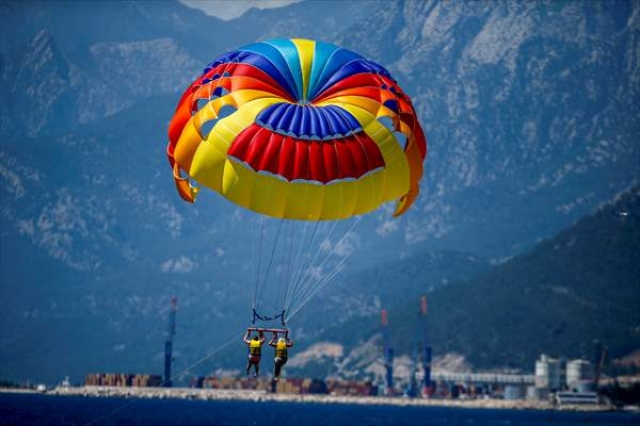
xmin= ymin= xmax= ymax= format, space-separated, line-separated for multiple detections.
xmin=2 ymin=386 xmax=616 ymax=412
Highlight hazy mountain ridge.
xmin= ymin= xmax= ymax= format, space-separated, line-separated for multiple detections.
xmin=0 ymin=0 xmax=638 ymax=383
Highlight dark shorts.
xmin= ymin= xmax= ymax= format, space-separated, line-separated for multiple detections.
xmin=248 ymin=354 xmax=261 ymax=364
xmin=275 ymin=357 xmax=288 ymax=366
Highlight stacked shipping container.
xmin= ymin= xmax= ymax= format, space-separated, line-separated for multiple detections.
xmin=85 ymin=373 xmax=162 ymax=387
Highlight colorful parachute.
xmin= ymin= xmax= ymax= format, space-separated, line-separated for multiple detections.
xmin=167 ymin=38 xmax=426 ymax=220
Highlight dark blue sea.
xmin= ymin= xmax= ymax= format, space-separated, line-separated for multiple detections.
xmin=1 ymin=393 xmax=638 ymax=426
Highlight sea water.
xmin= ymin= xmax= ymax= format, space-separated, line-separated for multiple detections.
xmin=1 ymin=393 xmax=638 ymax=426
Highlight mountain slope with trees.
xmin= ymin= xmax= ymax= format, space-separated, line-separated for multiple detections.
xmin=306 ymin=185 xmax=640 ymax=375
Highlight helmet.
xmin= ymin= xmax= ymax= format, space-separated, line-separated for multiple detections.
xmin=278 ymin=338 xmax=286 ymax=344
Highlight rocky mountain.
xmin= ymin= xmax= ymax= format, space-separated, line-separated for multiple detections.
xmin=0 ymin=0 xmax=638 ymax=383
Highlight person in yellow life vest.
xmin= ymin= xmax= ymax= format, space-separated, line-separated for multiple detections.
xmin=268 ymin=333 xmax=294 ymax=381
xmin=243 ymin=330 xmax=265 ymax=377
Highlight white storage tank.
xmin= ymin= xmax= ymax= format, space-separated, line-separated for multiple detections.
xmin=535 ymin=354 xmax=561 ymax=390
xmin=566 ymin=359 xmax=593 ymax=390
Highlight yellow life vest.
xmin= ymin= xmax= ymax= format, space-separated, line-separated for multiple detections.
xmin=249 ymin=340 xmax=261 ymax=356
xmin=276 ymin=341 xmax=288 ymax=358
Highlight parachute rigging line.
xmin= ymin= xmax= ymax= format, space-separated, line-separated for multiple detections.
xmin=252 ymin=215 xmax=265 ymax=311
xmin=287 ymin=215 xmax=362 ymax=320
xmin=283 ymin=219 xmax=321 ymax=311
xmin=259 ymin=218 xmax=284 ymax=315
xmin=284 ymin=219 xmax=340 ymax=312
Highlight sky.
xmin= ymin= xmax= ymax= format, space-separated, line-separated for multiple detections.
xmin=180 ymin=0 xmax=301 ymax=20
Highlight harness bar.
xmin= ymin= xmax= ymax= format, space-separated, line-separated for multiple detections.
xmin=246 ymin=327 xmax=288 ymax=335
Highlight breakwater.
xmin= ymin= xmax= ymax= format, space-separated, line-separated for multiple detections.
xmin=43 ymin=385 xmax=611 ymax=412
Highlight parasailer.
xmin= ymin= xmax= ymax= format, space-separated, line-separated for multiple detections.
xmin=269 ymin=332 xmax=294 ymax=381
xmin=167 ymin=38 xmax=427 ymax=376
xmin=243 ymin=329 xmax=266 ymax=377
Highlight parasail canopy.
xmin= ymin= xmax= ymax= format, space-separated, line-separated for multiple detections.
xmin=167 ymin=38 xmax=426 ymax=220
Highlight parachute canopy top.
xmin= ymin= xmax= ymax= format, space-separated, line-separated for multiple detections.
xmin=167 ymin=38 xmax=427 ymax=220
